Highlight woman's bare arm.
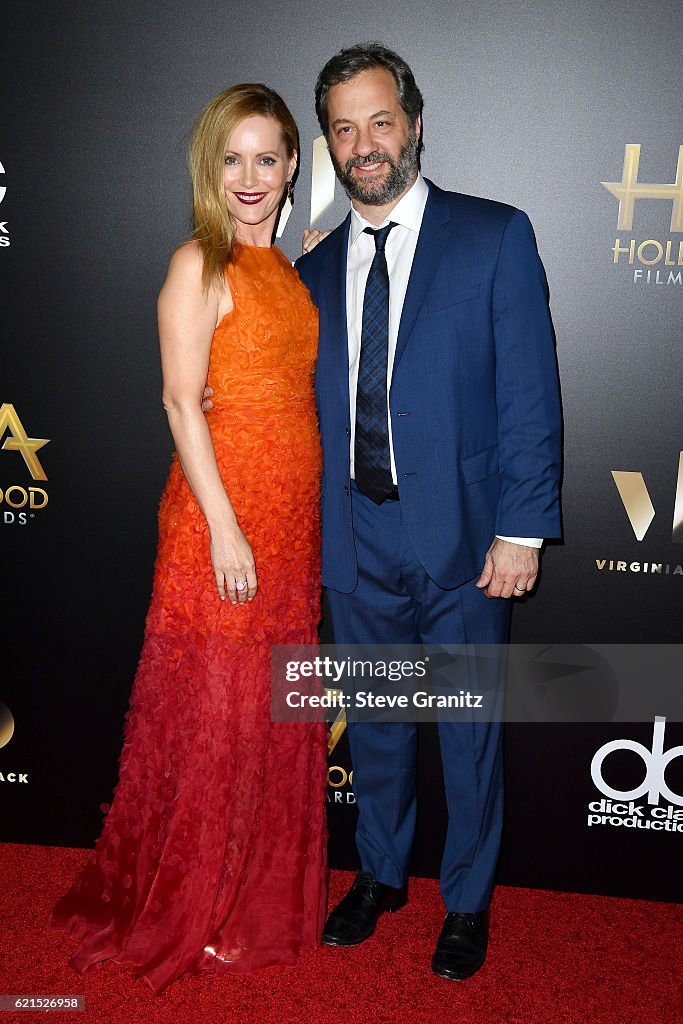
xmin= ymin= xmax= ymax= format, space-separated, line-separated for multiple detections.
xmin=157 ymin=242 xmax=256 ymax=603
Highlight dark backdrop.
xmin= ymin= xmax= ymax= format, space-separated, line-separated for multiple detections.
xmin=1 ymin=0 xmax=681 ymax=902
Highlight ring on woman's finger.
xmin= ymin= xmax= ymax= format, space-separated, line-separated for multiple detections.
xmin=514 ymin=583 xmax=526 ymax=593
xmin=235 ymin=578 xmax=248 ymax=592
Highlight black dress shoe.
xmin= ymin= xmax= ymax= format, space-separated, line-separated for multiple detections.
xmin=323 ymin=871 xmax=407 ymax=946
xmin=431 ymin=911 xmax=489 ymax=981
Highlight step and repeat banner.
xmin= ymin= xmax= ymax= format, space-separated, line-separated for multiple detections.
xmin=1 ymin=0 xmax=681 ymax=902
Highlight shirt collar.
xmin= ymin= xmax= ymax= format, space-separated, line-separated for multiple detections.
xmin=349 ymin=173 xmax=429 ymax=247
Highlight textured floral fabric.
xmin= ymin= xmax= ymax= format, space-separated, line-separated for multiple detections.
xmin=49 ymin=243 xmax=328 ymax=994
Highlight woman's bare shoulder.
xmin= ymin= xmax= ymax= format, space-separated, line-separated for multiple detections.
xmin=165 ymin=240 xmax=205 ymax=283
xmin=159 ymin=241 xmax=230 ymax=323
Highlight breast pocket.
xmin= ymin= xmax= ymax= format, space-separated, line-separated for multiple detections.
xmin=426 ymin=283 xmax=481 ymax=314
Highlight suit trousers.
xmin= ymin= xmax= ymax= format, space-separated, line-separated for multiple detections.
xmin=325 ymin=483 xmax=511 ymax=912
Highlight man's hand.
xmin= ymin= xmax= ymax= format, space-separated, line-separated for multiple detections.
xmin=475 ymin=538 xmax=539 ymax=599
xmin=201 ymin=386 xmax=213 ymax=412
xmin=302 ymin=228 xmax=331 ymax=255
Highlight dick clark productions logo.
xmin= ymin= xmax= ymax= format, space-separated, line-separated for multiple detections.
xmin=588 ymin=717 xmax=683 ymax=834
xmin=0 ymin=702 xmax=29 ymax=786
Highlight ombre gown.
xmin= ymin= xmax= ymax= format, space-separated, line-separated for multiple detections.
xmin=49 ymin=243 xmax=327 ymax=994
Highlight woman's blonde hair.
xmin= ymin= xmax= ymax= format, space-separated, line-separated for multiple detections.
xmin=189 ymin=83 xmax=298 ymax=290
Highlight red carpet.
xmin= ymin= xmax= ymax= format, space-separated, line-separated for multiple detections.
xmin=0 ymin=843 xmax=680 ymax=1023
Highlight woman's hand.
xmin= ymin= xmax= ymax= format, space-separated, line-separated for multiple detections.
xmin=210 ymin=523 xmax=258 ymax=604
xmin=302 ymin=228 xmax=331 ymax=254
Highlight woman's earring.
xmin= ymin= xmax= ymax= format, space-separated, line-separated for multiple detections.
xmin=286 ymin=180 xmax=294 ymax=202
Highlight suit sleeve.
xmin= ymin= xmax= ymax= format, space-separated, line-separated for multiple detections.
xmin=491 ymin=209 xmax=562 ymax=539
xmin=294 ymin=253 xmax=318 ymax=302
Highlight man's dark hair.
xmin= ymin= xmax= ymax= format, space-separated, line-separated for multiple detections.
xmin=315 ymin=42 xmax=424 ymax=151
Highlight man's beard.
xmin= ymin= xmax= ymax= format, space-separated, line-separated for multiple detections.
xmin=330 ymin=125 xmax=419 ymax=207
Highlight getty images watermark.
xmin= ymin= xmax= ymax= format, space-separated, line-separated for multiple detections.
xmin=270 ymin=645 xmax=683 ymax=724
xmin=278 ymin=650 xmax=494 ymax=721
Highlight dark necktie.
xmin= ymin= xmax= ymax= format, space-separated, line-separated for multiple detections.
xmin=354 ymin=222 xmax=396 ymax=504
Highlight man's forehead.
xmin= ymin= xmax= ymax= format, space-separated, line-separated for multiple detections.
xmin=327 ymin=68 xmax=401 ymax=115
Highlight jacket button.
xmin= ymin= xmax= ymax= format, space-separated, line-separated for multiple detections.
xmin=345 ymin=427 xmax=350 ymax=436
xmin=344 ymin=486 xmax=349 ymax=496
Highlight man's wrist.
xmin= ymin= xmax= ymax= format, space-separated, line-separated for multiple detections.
xmin=495 ymin=535 xmax=543 ymax=548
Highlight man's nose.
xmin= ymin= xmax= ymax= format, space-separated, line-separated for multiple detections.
xmin=353 ymin=127 xmax=376 ymax=157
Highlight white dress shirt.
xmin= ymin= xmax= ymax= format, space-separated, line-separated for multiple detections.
xmin=345 ymin=173 xmax=541 ymax=549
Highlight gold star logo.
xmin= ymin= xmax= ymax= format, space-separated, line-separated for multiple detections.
xmin=0 ymin=403 xmax=50 ymax=481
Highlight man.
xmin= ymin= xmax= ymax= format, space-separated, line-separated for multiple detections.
xmin=295 ymin=43 xmax=562 ymax=981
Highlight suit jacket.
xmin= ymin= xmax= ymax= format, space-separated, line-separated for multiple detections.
xmin=295 ymin=178 xmax=562 ymax=593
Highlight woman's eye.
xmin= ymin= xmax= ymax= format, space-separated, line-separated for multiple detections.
xmin=260 ymin=157 xmax=276 ymax=165
xmin=224 ymin=156 xmax=238 ymax=165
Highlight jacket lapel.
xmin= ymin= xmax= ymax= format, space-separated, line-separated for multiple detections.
xmin=393 ymin=180 xmax=452 ymax=372
xmin=319 ymin=214 xmax=351 ymax=405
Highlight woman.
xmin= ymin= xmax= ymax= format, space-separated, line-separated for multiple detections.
xmin=49 ymin=85 xmax=327 ymax=994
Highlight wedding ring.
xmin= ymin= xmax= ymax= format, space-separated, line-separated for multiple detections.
xmin=235 ymin=579 xmax=248 ymax=592
xmin=514 ymin=584 xmax=526 ymax=593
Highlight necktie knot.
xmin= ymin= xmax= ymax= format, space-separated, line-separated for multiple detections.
xmin=364 ymin=222 xmax=396 ymax=253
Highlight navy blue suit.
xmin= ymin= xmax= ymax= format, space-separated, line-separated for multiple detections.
xmin=296 ymin=179 xmax=561 ymax=911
